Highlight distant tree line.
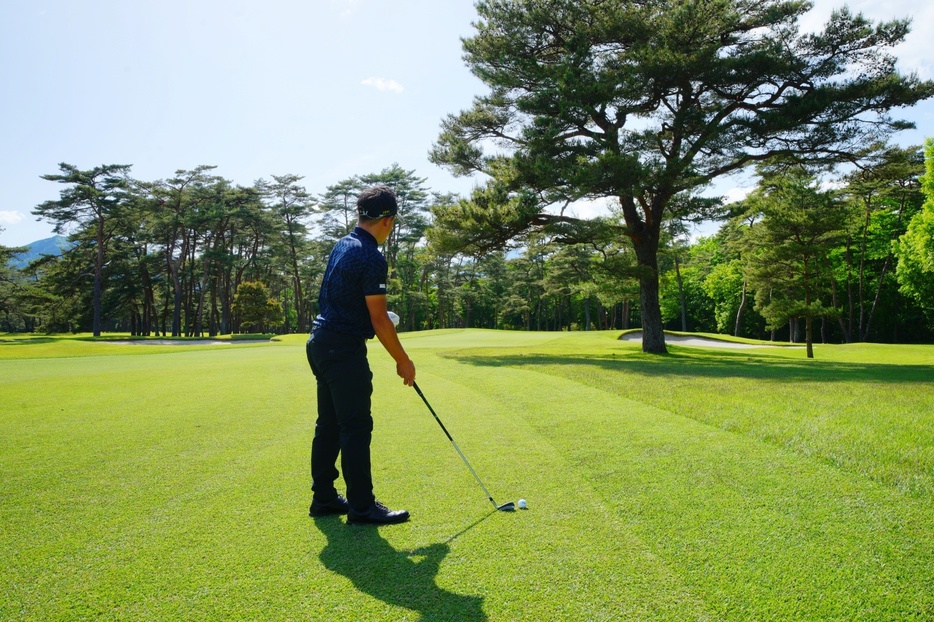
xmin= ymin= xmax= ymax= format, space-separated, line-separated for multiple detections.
xmin=1 ymin=163 xmax=431 ymax=336
xmin=661 ymin=141 xmax=934 ymax=352
xmin=1 ymin=140 xmax=933 ymax=348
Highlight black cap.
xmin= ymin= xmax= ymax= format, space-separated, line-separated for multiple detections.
xmin=356 ymin=185 xmax=398 ymax=219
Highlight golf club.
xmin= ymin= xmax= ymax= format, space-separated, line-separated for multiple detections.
xmin=413 ymin=382 xmax=515 ymax=512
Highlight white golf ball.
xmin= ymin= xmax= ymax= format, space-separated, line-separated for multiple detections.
xmin=387 ymin=311 xmax=400 ymax=327
xmin=518 ymin=499 xmax=527 ymax=509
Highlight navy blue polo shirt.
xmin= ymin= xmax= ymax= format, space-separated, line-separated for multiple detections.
xmin=312 ymin=227 xmax=388 ymax=339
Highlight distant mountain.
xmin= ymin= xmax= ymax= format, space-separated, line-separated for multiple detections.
xmin=8 ymin=235 xmax=71 ymax=270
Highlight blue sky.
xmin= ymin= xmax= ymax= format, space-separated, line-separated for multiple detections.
xmin=1 ymin=0 xmax=931 ymax=247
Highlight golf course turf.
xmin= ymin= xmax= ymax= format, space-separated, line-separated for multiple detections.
xmin=2 ymin=330 xmax=932 ymax=620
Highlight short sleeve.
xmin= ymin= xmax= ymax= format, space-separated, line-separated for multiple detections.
xmin=360 ymin=252 xmax=388 ymax=297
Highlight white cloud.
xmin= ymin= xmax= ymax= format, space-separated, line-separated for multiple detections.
xmin=539 ymin=197 xmax=617 ymax=221
xmin=0 ymin=211 xmax=25 ymax=225
xmin=723 ymin=187 xmax=754 ymax=204
xmin=361 ymin=77 xmax=404 ymax=94
xmin=330 ymin=0 xmax=359 ymax=18
xmin=895 ymin=4 xmax=934 ymax=79
xmin=804 ymin=0 xmax=933 ymax=79
xmin=565 ymin=197 xmax=616 ymax=220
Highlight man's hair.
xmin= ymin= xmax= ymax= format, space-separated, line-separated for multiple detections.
xmin=356 ymin=185 xmax=398 ymax=220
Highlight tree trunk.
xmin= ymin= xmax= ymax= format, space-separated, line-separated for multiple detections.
xmin=161 ymin=290 xmax=169 ymax=337
xmin=172 ymin=274 xmax=183 ymax=336
xmin=167 ymin=228 xmax=190 ymax=338
xmin=287 ymin=226 xmax=305 ymax=332
xmin=139 ymin=259 xmax=154 ymax=336
xmin=93 ymin=216 xmax=105 ymax=337
xmin=632 ymin=237 xmax=667 ymax=354
xmin=806 ymin=314 xmax=814 ymax=358
xmin=864 ymin=193 xmax=907 ymax=342
xmin=674 ymin=254 xmax=687 ymax=332
xmin=209 ymin=280 xmax=218 ymax=337
xmin=844 ymin=237 xmax=854 ymax=342
xmin=194 ymin=233 xmax=219 ymax=337
xmin=857 ymin=201 xmax=871 ymax=341
xmin=185 ymin=239 xmax=198 ymax=336
xmin=734 ymin=280 xmax=747 ymax=337
xmin=830 ymin=274 xmax=851 ymax=343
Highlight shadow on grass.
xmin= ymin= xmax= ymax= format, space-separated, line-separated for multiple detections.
xmin=442 ymin=346 xmax=933 ymax=384
xmin=0 ymin=337 xmax=58 ymax=345
xmin=445 ymin=511 xmax=496 ymax=545
xmin=0 ymin=335 xmax=255 ymax=344
xmin=313 ymin=516 xmax=486 ymax=621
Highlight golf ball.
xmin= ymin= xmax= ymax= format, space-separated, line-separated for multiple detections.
xmin=518 ymin=499 xmax=527 ymax=509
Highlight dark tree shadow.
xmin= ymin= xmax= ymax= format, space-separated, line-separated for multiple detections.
xmin=442 ymin=348 xmax=934 ymax=384
xmin=313 ymin=517 xmax=487 ymax=621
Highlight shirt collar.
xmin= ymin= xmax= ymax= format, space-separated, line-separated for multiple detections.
xmin=352 ymin=226 xmax=378 ymax=247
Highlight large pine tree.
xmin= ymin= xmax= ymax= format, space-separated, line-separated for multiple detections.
xmin=431 ymin=0 xmax=934 ymax=352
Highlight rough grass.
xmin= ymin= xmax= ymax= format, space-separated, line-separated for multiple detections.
xmin=1 ymin=330 xmax=932 ymax=620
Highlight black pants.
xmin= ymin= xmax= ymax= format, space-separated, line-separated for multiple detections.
xmin=306 ymin=330 xmax=375 ymax=512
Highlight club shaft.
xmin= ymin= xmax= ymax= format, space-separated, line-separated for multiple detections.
xmin=413 ymin=382 xmax=498 ymax=509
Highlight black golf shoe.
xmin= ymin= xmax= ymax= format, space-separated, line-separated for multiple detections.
xmin=347 ymin=500 xmax=410 ymax=525
xmin=309 ymin=495 xmax=350 ymax=517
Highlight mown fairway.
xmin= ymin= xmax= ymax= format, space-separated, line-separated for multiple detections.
xmin=2 ymin=331 xmax=933 ymax=621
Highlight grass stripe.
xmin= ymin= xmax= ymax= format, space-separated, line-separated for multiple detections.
xmin=382 ymin=368 xmax=715 ymax=621
xmin=433 ymin=345 xmax=933 ymax=620
xmin=2 ymin=330 xmax=932 ymax=620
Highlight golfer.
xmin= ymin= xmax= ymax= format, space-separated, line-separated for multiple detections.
xmin=306 ymin=185 xmax=415 ymax=525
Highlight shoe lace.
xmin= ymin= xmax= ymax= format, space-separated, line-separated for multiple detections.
xmin=373 ymin=500 xmax=390 ymax=512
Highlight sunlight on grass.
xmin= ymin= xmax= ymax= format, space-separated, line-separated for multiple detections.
xmin=0 ymin=332 xmax=282 ymax=360
xmin=2 ymin=330 xmax=932 ymax=620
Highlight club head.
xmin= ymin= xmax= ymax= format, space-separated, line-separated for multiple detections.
xmin=497 ymin=501 xmax=516 ymax=512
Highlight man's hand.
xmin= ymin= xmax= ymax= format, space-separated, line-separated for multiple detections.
xmin=366 ymin=294 xmax=416 ymax=386
xmin=396 ymin=358 xmax=416 ymax=387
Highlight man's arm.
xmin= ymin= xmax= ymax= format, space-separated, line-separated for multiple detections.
xmin=366 ymin=294 xmax=416 ymax=386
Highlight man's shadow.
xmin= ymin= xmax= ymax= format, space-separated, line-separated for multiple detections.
xmin=313 ymin=517 xmax=487 ymax=621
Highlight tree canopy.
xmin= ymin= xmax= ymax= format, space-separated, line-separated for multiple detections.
xmin=431 ymin=0 xmax=934 ymax=352
xmin=34 ymin=163 xmax=132 ymax=336
xmin=896 ymin=139 xmax=934 ymax=321
xmin=5 ymin=145 xmax=933 ymax=345
xmin=742 ymin=167 xmax=848 ymax=358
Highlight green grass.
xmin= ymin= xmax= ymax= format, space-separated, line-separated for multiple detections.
xmin=0 ymin=333 xmax=273 ymax=360
xmin=2 ymin=330 xmax=932 ymax=620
